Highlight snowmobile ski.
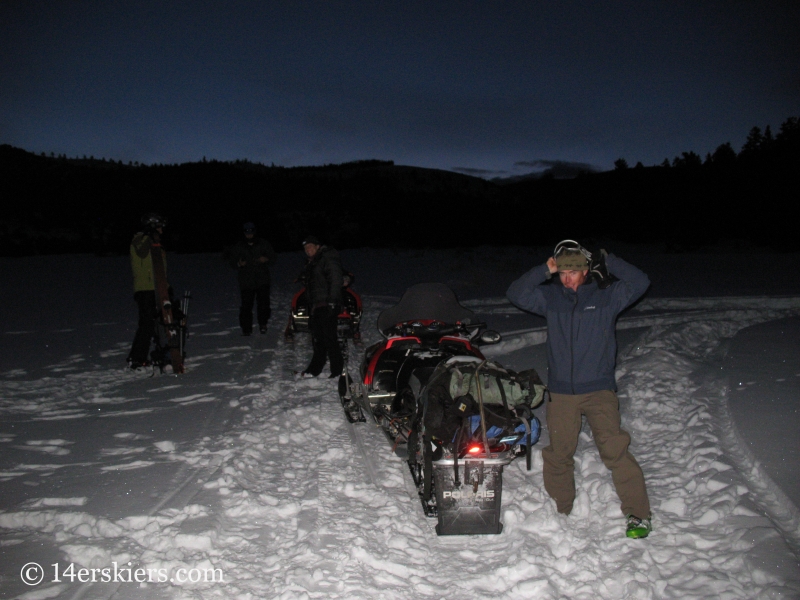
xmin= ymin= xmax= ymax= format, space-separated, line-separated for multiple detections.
xmin=339 ymin=372 xmax=366 ymax=423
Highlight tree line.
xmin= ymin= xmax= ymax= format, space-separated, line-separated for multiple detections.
xmin=613 ymin=117 xmax=799 ymax=172
xmin=0 ymin=117 xmax=797 ymax=256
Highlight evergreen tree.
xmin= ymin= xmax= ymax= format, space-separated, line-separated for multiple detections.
xmin=672 ymin=151 xmax=701 ymax=168
xmin=740 ymin=126 xmax=764 ymax=157
xmin=710 ymin=142 xmax=736 ymax=166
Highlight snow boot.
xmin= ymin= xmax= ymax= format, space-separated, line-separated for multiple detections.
xmin=625 ymin=515 xmax=652 ymax=539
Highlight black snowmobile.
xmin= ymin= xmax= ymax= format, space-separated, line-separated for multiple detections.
xmin=344 ymin=283 xmax=545 ymax=534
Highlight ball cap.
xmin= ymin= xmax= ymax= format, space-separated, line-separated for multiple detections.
xmin=556 ymin=251 xmax=589 ymax=271
xmin=553 ymin=239 xmax=591 ymax=271
xmin=243 ymin=222 xmax=256 ymax=233
xmin=302 ymin=235 xmax=321 ymax=246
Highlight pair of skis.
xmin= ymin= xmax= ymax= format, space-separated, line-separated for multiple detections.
xmin=150 ymin=241 xmax=190 ymax=374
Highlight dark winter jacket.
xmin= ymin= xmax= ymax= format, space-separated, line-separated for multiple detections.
xmin=300 ymin=246 xmax=344 ymax=310
xmin=130 ymin=232 xmax=165 ymax=292
xmin=226 ymin=238 xmax=278 ymax=290
xmin=506 ymin=254 xmax=650 ymax=395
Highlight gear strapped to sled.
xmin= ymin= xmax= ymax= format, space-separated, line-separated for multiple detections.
xmin=447 ymin=359 xmax=545 ymax=410
xmin=421 ymin=356 xmax=545 ymax=444
xmin=411 ymin=356 xmax=544 ymax=535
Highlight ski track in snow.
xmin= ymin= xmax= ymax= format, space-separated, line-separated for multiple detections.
xmin=1 ymin=284 xmax=800 ymax=599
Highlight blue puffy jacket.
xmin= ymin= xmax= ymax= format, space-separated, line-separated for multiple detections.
xmin=506 ymin=255 xmax=649 ymax=395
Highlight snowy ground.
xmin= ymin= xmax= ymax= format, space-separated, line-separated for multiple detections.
xmin=1 ymin=246 xmax=799 ymax=599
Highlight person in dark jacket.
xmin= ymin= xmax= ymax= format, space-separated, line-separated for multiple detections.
xmin=507 ymin=240 xmax=652 ymax=539
xmin=227 ymin=222 xmax=278 ymax=335
xmin=299 ymin=236 xmax=344 ymax=377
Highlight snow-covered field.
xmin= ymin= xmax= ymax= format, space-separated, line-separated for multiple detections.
xmin=1 ymin=246 xmax=799 ymax=599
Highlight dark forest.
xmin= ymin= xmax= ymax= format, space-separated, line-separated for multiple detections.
xmin=1 ymin=117 xmax=798 ymax=256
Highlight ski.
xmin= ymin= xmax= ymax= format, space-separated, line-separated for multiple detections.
xmin=150 ymin=241 xmax=185 ymax=374
xmin=338 ymin=372 xmax=366 ymax=423
xmin=406 ymin=455 xmax=438 ymax=518
xmin=179 ymin=291 xmax=191 ymax=359
xmin=283 ymin=314 xmax=295 ymax=341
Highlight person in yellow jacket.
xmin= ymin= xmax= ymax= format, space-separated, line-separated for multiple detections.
xmin=127 ymin=213 xmax=167 ymax=368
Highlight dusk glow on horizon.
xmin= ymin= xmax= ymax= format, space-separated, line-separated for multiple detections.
xmin=1 ymin=1 xmax=798 ymax=177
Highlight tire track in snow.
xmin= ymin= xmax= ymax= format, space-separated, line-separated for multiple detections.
xmin=701 ymin=369 xmax=800 ymax=557
xmin=608 ymin=308 xmax=800 ymax=598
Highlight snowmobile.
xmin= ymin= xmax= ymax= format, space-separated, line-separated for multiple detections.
xmin=343 ymin=283 xmax=544 ymax=534
xmin=284 ymin=271 xmax=363 ymax=341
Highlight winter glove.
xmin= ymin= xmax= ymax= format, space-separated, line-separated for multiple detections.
xmin=589 ymin=249 xmax=618 ymax=289
xmin=516 ymin=368 xmax=546 ymax=408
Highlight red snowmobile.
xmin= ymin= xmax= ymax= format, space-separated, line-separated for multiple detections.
xmin=284 ymin=271 xmax=363 ymax=341
xmin=342 ymin=283 xmax=544 ymax=535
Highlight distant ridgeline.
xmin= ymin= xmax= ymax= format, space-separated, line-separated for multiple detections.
xmin=1 ymin=117 xmax=798 ymax=255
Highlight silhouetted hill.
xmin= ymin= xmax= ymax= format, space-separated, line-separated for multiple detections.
xmin=1 ymin=117 xmax=798 ymax=255
xmin=0 ymin=147 xmax=496 ymax=254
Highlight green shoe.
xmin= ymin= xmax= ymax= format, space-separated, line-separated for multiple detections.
xmin=625 ymin=515 xmax=652 ymax=539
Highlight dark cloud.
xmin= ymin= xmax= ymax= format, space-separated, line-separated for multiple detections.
xmin=452 ymin=166 xmax=507 ymax=177
xmin=510 ymin=159 xmax=601 ymax=179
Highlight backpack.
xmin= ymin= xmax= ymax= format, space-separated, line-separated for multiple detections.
xmin=422 ymin=357 xmax=545 ymax=444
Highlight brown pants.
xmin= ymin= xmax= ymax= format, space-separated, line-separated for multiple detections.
xmin=543 ymin=390 xmax=650 ymax=518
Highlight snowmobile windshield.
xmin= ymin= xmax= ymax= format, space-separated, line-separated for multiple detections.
xmin=377 ymin=283 xmax=475 ymax=334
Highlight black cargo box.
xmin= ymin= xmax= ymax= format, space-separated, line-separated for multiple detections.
xmin=433 ymin=460 xmax=504 ymax=535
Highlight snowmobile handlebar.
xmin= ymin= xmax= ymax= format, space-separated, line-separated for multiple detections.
xmin=383 ymin=320 xmax=486 ymax=338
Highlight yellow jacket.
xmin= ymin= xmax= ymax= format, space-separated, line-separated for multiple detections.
xmin=130 ymin=232 xmax=166 ymax=292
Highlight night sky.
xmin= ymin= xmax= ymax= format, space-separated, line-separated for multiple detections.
xmin=2 ymin=1 xmax=798 ymax=177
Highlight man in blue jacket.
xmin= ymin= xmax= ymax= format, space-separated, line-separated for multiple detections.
xmin=507 ymin=240 xmax=652 ymax=539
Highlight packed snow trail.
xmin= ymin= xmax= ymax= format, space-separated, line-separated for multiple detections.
xmin=66 ymin=295 xmax=800 ymax=598
xmin=121 ymin=292 xmax=798 ymax=599
xmin=1 ymin=252 xmax=800 ymax=599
